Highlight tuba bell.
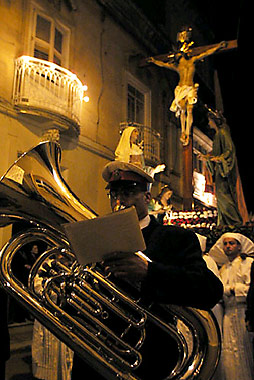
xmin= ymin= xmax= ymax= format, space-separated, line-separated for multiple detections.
xmin=0 ymin=141 xmax=221 ymax=379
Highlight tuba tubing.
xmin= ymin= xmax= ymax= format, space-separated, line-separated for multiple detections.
xmin=0 ymin=141 xmax=221 ymax=380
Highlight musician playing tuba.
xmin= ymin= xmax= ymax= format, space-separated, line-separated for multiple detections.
xmin=71 ymin=160 xmax=223 ymax=380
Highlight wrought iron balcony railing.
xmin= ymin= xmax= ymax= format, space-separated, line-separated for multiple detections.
xmin=12 ymin=56 xmax=88 ymax=129
xmin=119 ymin=122 xmax=162 ymax=164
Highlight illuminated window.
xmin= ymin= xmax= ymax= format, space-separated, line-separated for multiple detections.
xmin=30 ymin=9 xmax=70 ymax=67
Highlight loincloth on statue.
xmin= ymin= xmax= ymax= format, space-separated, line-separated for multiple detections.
xmin=170 ymin=84 xmax=199 ymax=117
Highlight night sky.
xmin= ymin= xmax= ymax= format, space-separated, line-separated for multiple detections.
xmin=198 ymin=0 xmax=253 ymax=214
xmin=135 ymin=0 xmax=252 ymax=214
xmin=179 ymin=0 xmax=253 ymax=214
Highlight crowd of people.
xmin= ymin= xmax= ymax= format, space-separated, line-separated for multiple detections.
xmin=1 ymin=124 xmax=254 ymax=380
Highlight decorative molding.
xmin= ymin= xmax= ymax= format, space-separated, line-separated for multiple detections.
xmin=46 ymin=0 xmax=77 ymax=11
xmin=78 ymin=135 xmax=114 ymax=161
xmin=41 ymin=128 xmax=61 ymax=143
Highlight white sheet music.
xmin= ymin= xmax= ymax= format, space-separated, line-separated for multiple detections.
xmin=63 ymin=206 xmax=146 ymax=266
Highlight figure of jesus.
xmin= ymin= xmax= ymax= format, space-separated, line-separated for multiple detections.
xmin=146 ymin=28 xmax=227 ymax=146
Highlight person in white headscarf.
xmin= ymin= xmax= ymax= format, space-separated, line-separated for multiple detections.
xmin=208 ymin=232 xmax=254 ymax=267
xmin=115 ymin=127 xmax=144 ymax=168
xmin=115 ymin=127 xmax=166 ymax=188
xmin=208 ymin=232 xmax=254 ymax=380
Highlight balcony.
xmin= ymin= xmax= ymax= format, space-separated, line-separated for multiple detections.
xmin=119 ymin=122 xmax=162 ymax=165
xmin=12 ymin=56 xmax=88 ymax=133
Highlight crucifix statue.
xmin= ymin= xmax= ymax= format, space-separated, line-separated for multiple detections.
xmin=144 ymin=27 xmax=237 ymax=147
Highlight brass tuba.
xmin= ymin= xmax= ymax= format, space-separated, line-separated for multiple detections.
xmin=0 ymin=141 xmax=220 ymax=379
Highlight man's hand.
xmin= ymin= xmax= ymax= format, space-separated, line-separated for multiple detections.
xmin=103 ymin=251 xmax=149 ymax=281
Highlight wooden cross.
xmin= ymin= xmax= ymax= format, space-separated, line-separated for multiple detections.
xmin=141 ymin=39 xmax=237 ymax=209
xmin=140 ymin=40 xmax=237 ymax=67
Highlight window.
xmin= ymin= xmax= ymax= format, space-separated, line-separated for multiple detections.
xmin=125 ymin=73 xmax=151 ymax=126
xmin=127 ymin=84 xmax=145 ymax=124
xmin=30 ymin=8 xmax=70 ymax=67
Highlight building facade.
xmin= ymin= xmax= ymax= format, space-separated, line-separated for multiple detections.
xmin=0 ymin=0 xmax=218 ymax=248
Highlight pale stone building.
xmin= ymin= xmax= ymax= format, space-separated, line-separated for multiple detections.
xmin=0 ymin=0 xmax=217 ymax=248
